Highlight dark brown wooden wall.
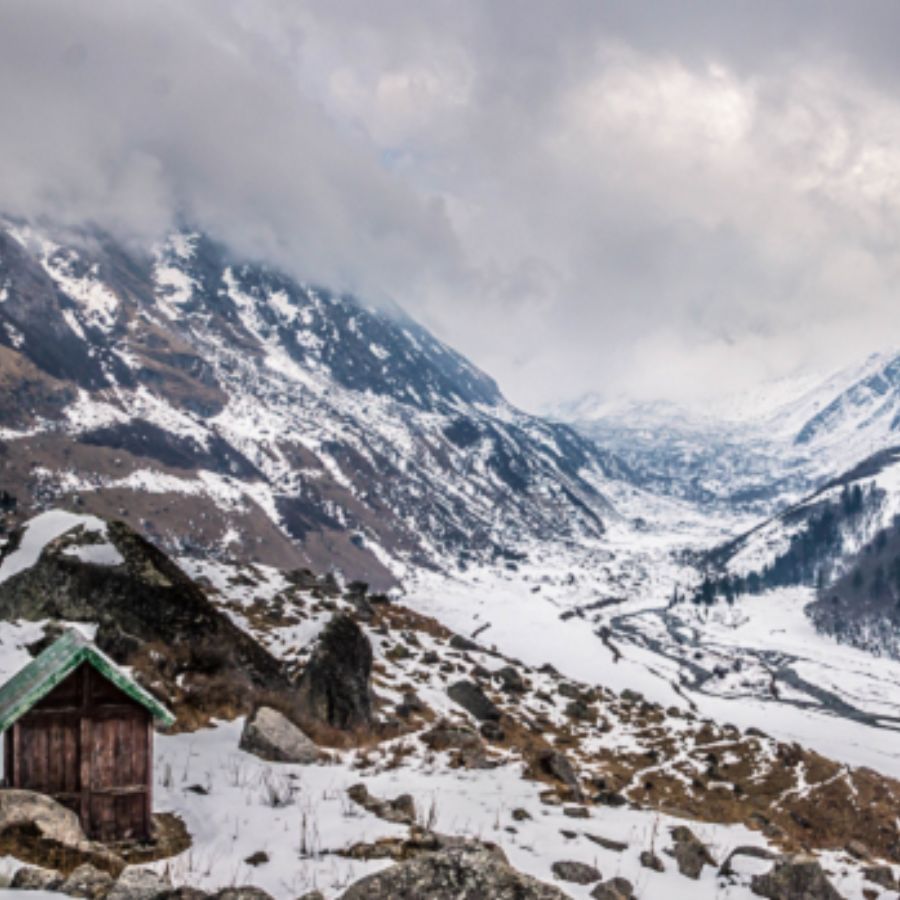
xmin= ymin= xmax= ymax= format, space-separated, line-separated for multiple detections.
xmin=8 ymin=662 xmax=153 ymax=842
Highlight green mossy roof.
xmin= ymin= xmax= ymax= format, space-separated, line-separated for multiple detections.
xmin=0 ymin=629 xmax=174 ymax=732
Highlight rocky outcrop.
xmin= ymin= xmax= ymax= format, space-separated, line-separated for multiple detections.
xmin=239 ymin=707 xmax=319 ymax=764
xmin=295 ymin=614 xmax=373 ymax=731
xmin=0 ymin=519 xmax=290 ymax=728
xmin=337 ymin=844 xmax=571 ymax=899
xmin=751 ymin=856 xmax=843 ymax=900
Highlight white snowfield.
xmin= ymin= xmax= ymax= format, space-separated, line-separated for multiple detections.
xmin=0 ymin=518 xmax=896 ymax=898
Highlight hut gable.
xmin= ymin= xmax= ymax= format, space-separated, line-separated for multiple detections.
xmin=0 ymin=629 xmax=173 ymax=732
xmin=0 ymin=630 xmax=173 ymax=842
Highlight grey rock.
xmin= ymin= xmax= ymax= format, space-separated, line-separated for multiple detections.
xmin=337 ymin=845 xmax=570 ymax=899
xmin=60 ymin=864 xmax=116 ymax=899
xmin=296 ymin=893 xmax=326 ymax=900
xmin=669 ymin=826 xmax=716 ymax=879
xmin=862 ymin=864 xmax=897 ymax=890
xmin=495 ymin=666 xmax=526 ymax=693
xmin=584 ymin=833 xmax=628 ymax=853
xmin=421 ymin=720 xmax=488 ymax=769
xmin=639 ymin=850 xmax=665 ymax=872
xmin=563 ymin=806 xmax=590 ymax=819
xmin=346 ymin=783 xmax=416 ymax=825
xmin=11 ymin=865 xmax=64 ymax=891
xmin=239 ymin=707 xmax=319 ymax=764
xmin=590 ymin=877 xmax=634 ymax=900
xmin=534 ymin=750 xmax=581 ymax=797
xmin=719 ymin=845 xmax=778 ymax=878
xmin=551 ymin=860 xmax=602 ymax=884
xmin=447 ymin=680 xmax=500 ymax=722
xmin=296 ymin=614 xmax=373 ymax=730
xmin=107 ymin=868 xmax=172 ymax=900
xmin=750 ymin=855 xmax=843 ymax=900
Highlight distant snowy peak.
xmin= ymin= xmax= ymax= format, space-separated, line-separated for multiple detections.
xmin=554 ymin=349 xmax=900 ymax=512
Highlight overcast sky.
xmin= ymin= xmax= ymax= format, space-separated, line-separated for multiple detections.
xmin=3 ymin=1 xmax=900 ymax=410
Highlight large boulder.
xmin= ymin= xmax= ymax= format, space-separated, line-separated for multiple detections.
xmin=0 ymin=789 xmax=123 ymax=876
xmin=751 ymin=856 xmax=843 ymax=900
xmin=295 ymin=614 xmax=373 ymax=730
xmin=337 ymin=845 xmax=570 ymax=899
xmin=239 ymin=707 xmax=319 ymax=763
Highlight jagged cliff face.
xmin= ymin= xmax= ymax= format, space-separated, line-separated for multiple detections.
xmin=0 ymin=220 xmax=621 ymax=586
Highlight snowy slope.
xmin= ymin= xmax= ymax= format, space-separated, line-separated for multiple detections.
xmin=0 ymin=219 xmax=626 ymax=587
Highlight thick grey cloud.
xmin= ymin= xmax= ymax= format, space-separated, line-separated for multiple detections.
xmin=3 ymin=1 xmax=900 ymax=409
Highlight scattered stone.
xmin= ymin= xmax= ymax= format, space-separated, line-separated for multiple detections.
xmin=533 ymin=749 xmax=582 ymax=797
xmin=480 ymin=720 xmax=505 ymax=742
xmin=750 ymin=855 xmax=843 ymax=900
xmin=338 ymin=844 xmax=570 ymax=899
xmin=10 ymin=865 xmax=64 ymax=891
xmin=244 ymin=851 xmax=269 ymax=867
xmin=449 ymin=634 xmax=479 ymax=652
xmin=296 ymin=892 xmax=326 ymax=900
xmin=563 ymin=806 xmax=590 ymax=819
xmin=845 ymin=839 xmax=870 ymax=860
xmin=495 ymin=666 xmax=526 ymax=693
xmin=347 ymin=784 xmax=416 ymax=825
xmin=447 ymin=680 xmax=501 ymax=721
xmin=668 ymin=826 xmax=716 ymax=880
xmin=107 ymin=868 xmax=172 ymax=900
xmin=395 ymin=691 xmax=426 ymax=718
xmin=565 ymin=699 xmax=593 ymax=721
xmin=620 ymin=689 xmax=644 ymax=703
xmin=239 ymin=707 xmax=318 ymax=764
xmin=639 ymin=850 xmax=665 ymax=872
xmin=862 ymin=864 xmax=897 ymax=890
xmin=512 ymin=808 xmax=532 ymax=822
xmin=593 ymin=790 xmax=626 ymax=807
xmin=590 ymin=877 xmax=634 ymax=900
xmin=551 ymin=860 xmax=602 ymax=884
xmin=584 ymin=834 xmax=628 ymax=853
xmin=295 ymin=613 xmax=374 ymax=730
xmin=59 ymin=863 xmax=115 ymax=898
xmin=421 ymin=720 xmax=489 ymax=769
xmin=719 ymin=846 xmax=778 ymax=878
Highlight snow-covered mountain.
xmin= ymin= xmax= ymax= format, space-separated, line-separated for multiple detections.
xmin=0 ymin=219 xmax=625 ymax=588
xmin=555 ymin=351 xmax=900 ymax=514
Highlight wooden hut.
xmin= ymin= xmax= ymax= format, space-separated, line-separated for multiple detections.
xmin=0 ymin=629 xmax=173 ymax=842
